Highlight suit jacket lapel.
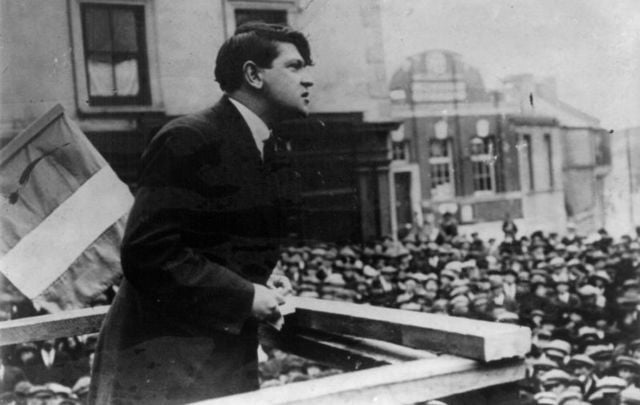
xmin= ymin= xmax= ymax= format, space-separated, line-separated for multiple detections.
xmin=213 ymin=96 xmax=263 ymax=164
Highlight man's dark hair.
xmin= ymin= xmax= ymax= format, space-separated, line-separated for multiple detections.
xmin=214 ymin=22 xmax=313 ymax=92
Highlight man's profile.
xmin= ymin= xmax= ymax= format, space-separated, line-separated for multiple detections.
xmin=88 ymin=22 xmax=313 ymax=404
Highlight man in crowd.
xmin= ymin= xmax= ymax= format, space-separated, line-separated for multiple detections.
xmin=89 ymin=22 xmax=313 ymax=404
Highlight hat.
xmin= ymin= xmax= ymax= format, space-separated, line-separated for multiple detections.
xmin=577 ymin=285 xmax=599 ymax=297
xmin=440 ymin=269 xmax=457 ymax=280
xmin=629 ymin=338 xmax=640 ymax=352
xmin=578 ymin=326 xmax=602 ymax=340
xmin=298 ymin=291 xmax=320 ymax=298
xmin=16 ymin=342 xmax=38 ymax=354
xmin=431 ymin=299 xmax=449 ymax=312
xmin=531 ymin=356 xmax=558 ymax=371
xmin=449 ymin=294 xmax=470 ymax=307
xmin=310 ymin=248 xmax=327 ymax=256
xmin=618 ymin=291 xmax=640 ymax=307
xmin=533 ymin=391 xmax=557 ymax=405
xmin=325 ymin=273 xmax=346 ymax=286
xmin=593 ymin=375 xmax=628 ymax=393
xmin=544 ymin=339 xmax=572 ymax=358
xmin=620 ymin=386 xmax=640 ymax=405
xmin=488 ymin=274 xmax=503 ymax=288
xmin=566 ymin=244 xmax=580 ymax=253
xmin=46 ymin=383 xmax=72 ymax=398
xmin=567 ymin=354 xmax=595 ymax=368
xmin=339 ymin=246 xmax=357 ymax=258
xmin=449 ymin=285 xmax=469 ymax=298
xmin=495 ymin=311 xmax=519 ymax=323
xmin=589 ymin=270 xmax=612 ymax=284
xmin=461 ymin=259 xmax=477 ymax=268
xmin=586 ymin=344 xmax=614 ymax=360
xmin=530 ymin=268 xmax=549 ymax=278
xmin=444 ymin=261 xmax=463 ymax=274
xmin=613 ymin=355 xmax=640 ymax=372
xmin=13 ymin=381 xmax=33 ymax=396
xmin=541 ymin=369 xmax=572 ymax=384
xmin=28 ymin=385 xmax=55 ymax=399
xmin=399 ymin=302 xmax=422 ymax=311
xmin=362 ymin=265 xmax=379 ymax=278
xmin=557 ymin=391 xmax=582 ymax=405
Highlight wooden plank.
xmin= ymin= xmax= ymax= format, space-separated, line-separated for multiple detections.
xmin=0 ymin=104 xmax=65 ymax=166
xmin=289 ymin=297 xmax=531 ymax=362
xmin=193 ymin=356 xmax=526 ymax=405
xmin=0 ymin=306 xmax=108 ymax=346
xmin=281 ymin=332 xmax=389 ymax=371
xmin=0 ymin=298 xmax=531 ymax=364
xmin=281 ymin=330 xmax=436 ymax=368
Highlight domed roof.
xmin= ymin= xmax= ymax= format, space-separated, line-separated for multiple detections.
xmin=389 ymin=50 xmax=492 ymax=105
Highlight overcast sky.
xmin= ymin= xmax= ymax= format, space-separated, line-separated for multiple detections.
xmin=380 ymin=0 xmax=640 ymax=131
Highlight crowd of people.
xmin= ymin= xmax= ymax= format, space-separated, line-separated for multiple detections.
xmin=274 ymin=221 xmax=640 ymax=404
xmin=1 ymin=221 xmax=640 ymax=404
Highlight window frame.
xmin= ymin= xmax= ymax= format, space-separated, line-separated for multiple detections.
xmin=469 ymin=136 xmax=496 ymax=196
xmin=522 ymin=134 xmax=535 ymax=191
xmin=70 ymin=0 xmax=163 ymax=114
xmin=392 ymin=141 xmax=409 ymax=162
xmin=428 ymin=138 xmax=455 ymax=200
xmin=224 ymin=0 xmax=297 ymax=37
xmin=544 ymin=133 xmax=554 ymax=189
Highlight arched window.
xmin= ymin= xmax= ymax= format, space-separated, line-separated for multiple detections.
xmin=470 ymin=136 xmax=496 ymax=194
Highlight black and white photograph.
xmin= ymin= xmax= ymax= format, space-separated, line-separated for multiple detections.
xmin=1 ymin=0 xmax=639 ymax=404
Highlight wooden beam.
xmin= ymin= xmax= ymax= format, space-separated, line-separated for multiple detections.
xmin=280 ymin=329 xmax=436 ymax=369
xmin=0 ymin=306 xmax=108 ymax=346
xmin=289 ymin=297 xmax=531 ymax=362
xmin=0 ymin=104 xmax=64 ymax=166
xmin=0 ymin=298 xmax=531 ymax=364
xmin=192 ymin=356 xmax=526 ymax=405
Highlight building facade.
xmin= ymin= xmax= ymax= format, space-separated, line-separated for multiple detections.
xmin=604 ymin=127 xmax=640 ymax=237
xmin=1 ymin=0 xmax=400 ymax=242
xmin=389 ymin=51 xmax=609 ymax=238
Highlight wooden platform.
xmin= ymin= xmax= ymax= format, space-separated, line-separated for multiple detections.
xmin=0 ymin=297 xmax=531 ymax=404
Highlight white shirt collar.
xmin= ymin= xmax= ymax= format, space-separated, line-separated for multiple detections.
xmin=228 ymin=97 xmax=271 ymax=158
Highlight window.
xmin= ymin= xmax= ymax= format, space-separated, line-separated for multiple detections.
xmin=235 ymin=9 xmax=288 ymax=26
xmin=470 ymin=137 xmax=496 ymax=194
xmin=392 ymin=141 xmax=409 ymax=161
xmin=429 ymin=139 xmax=455 ymax=200
xmin=80 ymin=3 xmax=150 ymax=106
xmin=522 ymin=134 xmax=534 ymax=191
xmin=544 ymin=134 xmax=554 ymax=188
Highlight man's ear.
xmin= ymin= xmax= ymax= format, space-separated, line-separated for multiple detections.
xmin=242 ymin=61 xmax=264 ymax=90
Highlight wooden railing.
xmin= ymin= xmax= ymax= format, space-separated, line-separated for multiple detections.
xmin=0 ymin=297 xmax=531 ymax=404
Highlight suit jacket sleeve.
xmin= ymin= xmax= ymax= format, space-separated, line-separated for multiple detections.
xmin=121 ymin=123 xmax=256 ymax=335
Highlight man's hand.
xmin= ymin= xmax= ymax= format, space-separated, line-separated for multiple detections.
xmin=267 ymin=274 xmax=292 ymax=295
xmin=252 ymin=284 xmax=285 ymax=322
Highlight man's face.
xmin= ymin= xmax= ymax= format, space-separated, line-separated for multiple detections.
xmin=261 ymin=42 xmax=313 ymax=120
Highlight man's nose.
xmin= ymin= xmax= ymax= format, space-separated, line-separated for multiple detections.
xmin=301 ymin=72 xmax=313 ymax=88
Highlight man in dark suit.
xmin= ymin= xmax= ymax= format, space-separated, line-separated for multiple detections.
xmin=89 ymin=22 xmax=313 ymax=404
xmin=0 ymin=357 xmax=27 ymax=394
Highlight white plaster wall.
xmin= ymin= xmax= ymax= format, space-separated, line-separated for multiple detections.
xmin=297 ymin=0 xmax=390 ymax=121
xmin=0 ymin=0 xmax=76 ymax=138
xmin=604 ymin=127 xmax=640 ymax=237
xmin=154 ymin=0 xmax=226 ymax=115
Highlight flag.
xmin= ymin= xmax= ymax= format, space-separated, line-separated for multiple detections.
xmin=0 ymin=104 xmax=133 ymax=313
